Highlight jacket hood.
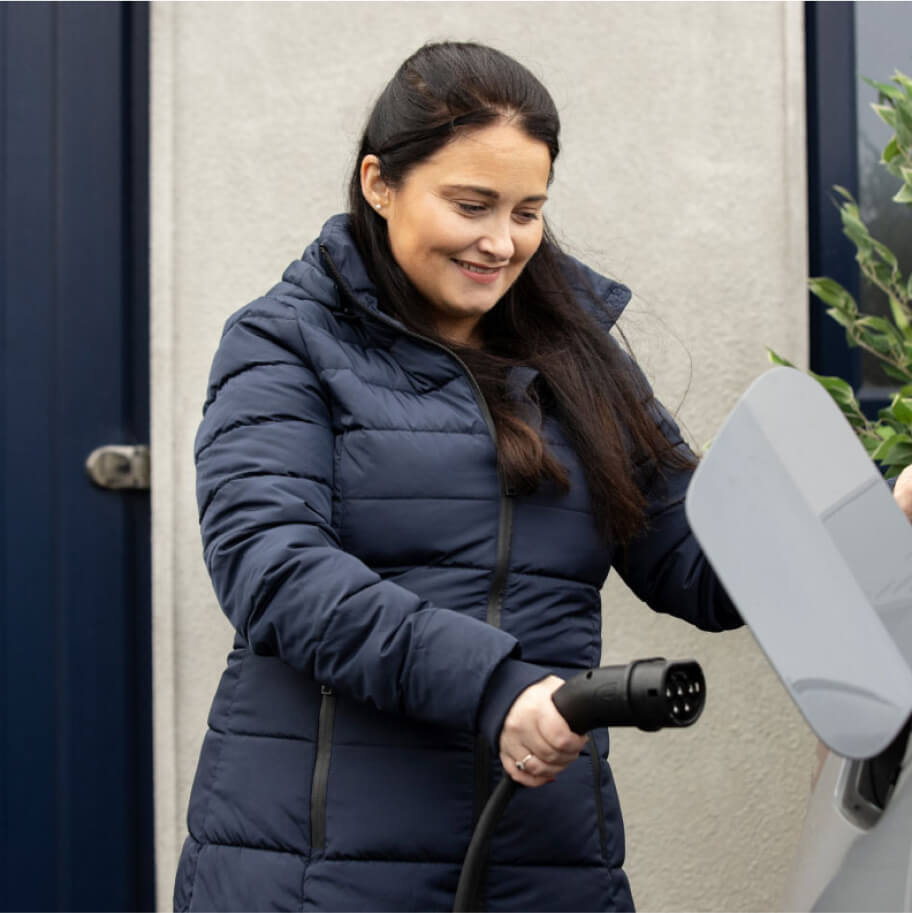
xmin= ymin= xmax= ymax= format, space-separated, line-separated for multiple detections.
xmin=287 ymin=214 xmax=632 ymax=334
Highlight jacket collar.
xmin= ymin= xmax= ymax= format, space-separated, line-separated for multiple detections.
xmin=313 ymin=214 xmax=384 ymax=315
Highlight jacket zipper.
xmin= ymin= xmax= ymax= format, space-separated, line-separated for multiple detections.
xmin=310 ymin=684 xmax=336 ymax=852
xmin=319 ymin=245 xmax=515 ymax=829
xmin=317 ymin=246 xmax=505 ymax=475
xmin=588 ymin=739 xmax=609 ymax=861
xmin=474 ymin=492 xmax=514 ymax=832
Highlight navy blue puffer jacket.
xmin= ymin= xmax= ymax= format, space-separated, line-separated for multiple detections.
xmin=173 ymin=215 xmax=740 ymax=912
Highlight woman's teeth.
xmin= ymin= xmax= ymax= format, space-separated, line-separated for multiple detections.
xmin=455 ymin=260 xmax=499 ymax=274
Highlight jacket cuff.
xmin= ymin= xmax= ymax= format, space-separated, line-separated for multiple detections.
xmin=477 ymin=658 xmax=549 ymax=752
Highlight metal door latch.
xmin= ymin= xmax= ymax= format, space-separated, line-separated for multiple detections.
xmin=85 ymin=445 xmax=151 ymax=490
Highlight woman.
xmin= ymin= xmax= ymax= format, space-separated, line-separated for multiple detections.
xmin=173 ymin=41 xmax=911 ymax=912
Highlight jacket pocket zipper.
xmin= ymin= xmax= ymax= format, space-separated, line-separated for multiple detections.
xmin=588 ymin=738 xmax=609 ymax=862
xmin=310 ymin=685 xmax=336 ymax=852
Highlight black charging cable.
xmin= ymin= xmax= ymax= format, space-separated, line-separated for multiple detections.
xmin=453 ymin=658 xmax=706 ymax=912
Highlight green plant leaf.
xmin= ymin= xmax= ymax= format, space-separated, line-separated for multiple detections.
xmin=879 ymin=440 xmax=912 ymax=469
xmin=864 ymin=76 xmax=905 ymax=100
xmin=809 ymin=277 xmax=857 ymax=313
xmin=872 ymin=103 xmax=898 ymax=129
xmin=872 ymin=439 xmax=896 ymax=463
xmin=833 ymin=185 xmax=856 ymax=203
xmin=839 ymin=199 xmax=865 ymax=225
xmin=811 ymin=372 xmax=853 ymax=395
xmin=837 ymin=403 xmax=867 ymax=429
xmin=871 ymin=236 xmax=900 ymax=270
xmin=888 ymin=395 xmax=912 ymax=426
xmin=766 ymin=348 xmax=794 ymax=368
xmin=826 ymin=307 xmax=854 ymax=330
xmin=901 ymin=167 xmax=912 ymax=198
xmin=869 ymin=261 xmax=900 ymax=291
xmin=796 ymin=363 xmax=870 ymax=435
xmin=893 ymin=70 xmax=912 ymax=92
xmin=883 ymin=362 xmax=912 ymax=383
xmin=877 ymin=410 xmax=908 ymax=432
xmin=854 ymin=318 xmax=904 ymax=360
xmin=894 ymin=99 xmax=912 ymax=146
xmin=890 ymin=296 xmax=912 ymax=332
xmin=884 ymin=160 xmax=906 ymax=181
xmin=872 ymin=432 xmax=907 ymax=462
xmin=842 ymin=210 xmax=875 ymax=251
xmin=895 ymin=182 xmax=912 ymax=204
xmin=811 ymin=373 xmax=861 ymax=413
xmin=857 ymin=315 xmax=902 ymax=337
xmin=868 ymin=337 xmax=895 ymax=357
xmin=883 ymin=135 xmax=902 ymax=164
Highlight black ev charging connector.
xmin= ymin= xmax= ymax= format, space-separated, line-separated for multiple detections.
xmin=453 ymin=658 xmax=706 ymax=912
xmin=552 ymin=658 xmax=705 ymax=734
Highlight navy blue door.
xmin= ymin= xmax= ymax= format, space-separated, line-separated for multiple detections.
xmin=0 ymin=3 xmax=153 ymax=910
xmin=805 ymin=1 xmax=860 ymax=381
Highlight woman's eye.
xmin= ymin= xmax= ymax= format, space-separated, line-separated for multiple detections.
xmin=514 ymin=210 xmax=540 ymax=223
xmin=456 ymin=202 xmax=486 ymax=215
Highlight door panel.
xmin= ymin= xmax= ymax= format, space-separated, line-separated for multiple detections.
xmin=0 ymin=3 xmax=152 ymax=909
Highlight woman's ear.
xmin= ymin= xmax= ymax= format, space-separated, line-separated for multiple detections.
xmin=360 ymin=155 xmax=390 ymax=215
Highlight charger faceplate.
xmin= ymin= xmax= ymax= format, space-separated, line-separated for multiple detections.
xmin=686 ymin=367 xmax=912 ymax=760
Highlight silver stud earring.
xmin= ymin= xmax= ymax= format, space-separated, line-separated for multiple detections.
xmin=374 ymin=203 xmax=382 ymax=210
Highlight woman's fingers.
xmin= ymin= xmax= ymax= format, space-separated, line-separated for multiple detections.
xmin=498 ymin=675 xmax=589 ymax=787
xmin=500 ymin=748 xmax=556 ymax=787
xmin=535 ymin=695 xmax=588 ymax=759
xmin=503 ymin=746 xmax=562 ymax=778
xmin=505 ymin=729 xmax=581 ymax=768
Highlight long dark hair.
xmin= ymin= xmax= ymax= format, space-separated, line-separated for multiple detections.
xmin=348 ymin=41 xmax=693 ymax=544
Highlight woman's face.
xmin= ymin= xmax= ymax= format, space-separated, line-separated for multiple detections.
xmin=362 ymin=121 xmax=551 ymax=346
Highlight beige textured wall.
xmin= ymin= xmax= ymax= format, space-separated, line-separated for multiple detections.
xmin=151 ymin=3 xmax=813 ymax=910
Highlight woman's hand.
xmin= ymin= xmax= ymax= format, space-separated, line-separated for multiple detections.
xmin=894 ymin=464 xmax=912 ymax=523
xmin=499 ymin=675 xmax=589 ymax=788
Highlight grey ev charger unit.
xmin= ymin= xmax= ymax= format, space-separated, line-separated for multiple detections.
xmin=686 ymin=366 xmax=912 ymax=911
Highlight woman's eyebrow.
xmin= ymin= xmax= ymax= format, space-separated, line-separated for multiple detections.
xmin=441 ymin=183 xmax=548 ymax=203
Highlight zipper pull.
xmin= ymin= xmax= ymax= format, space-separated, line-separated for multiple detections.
xmin=320 ymin=684 xmax=334 ymax=696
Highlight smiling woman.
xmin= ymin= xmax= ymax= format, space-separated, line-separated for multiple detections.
xmin=360 ymin=122 xmax=551 ymax=346
xmin=173 ymin=41 xmax=745 ymax=913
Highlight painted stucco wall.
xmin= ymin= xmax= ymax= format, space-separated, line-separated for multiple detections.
xmin=151 ymin=3 xmax=813 ymax=909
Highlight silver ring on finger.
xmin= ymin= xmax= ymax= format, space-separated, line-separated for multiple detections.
xmin=515 ymin=753 xmax=535 ymax=772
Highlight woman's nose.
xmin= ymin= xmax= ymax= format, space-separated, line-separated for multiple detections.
xmin=477 ymin=219 xmax=515 ymax=261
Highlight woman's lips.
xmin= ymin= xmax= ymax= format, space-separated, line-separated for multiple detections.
xmin=452 ymin=259 xmax=503 ymax=285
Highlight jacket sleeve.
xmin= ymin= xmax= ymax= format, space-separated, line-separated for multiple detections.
xmin=613 ymin=396 xmax=743 ymax=633
xmin=194 ymin=298 xmax=545 ymax=732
